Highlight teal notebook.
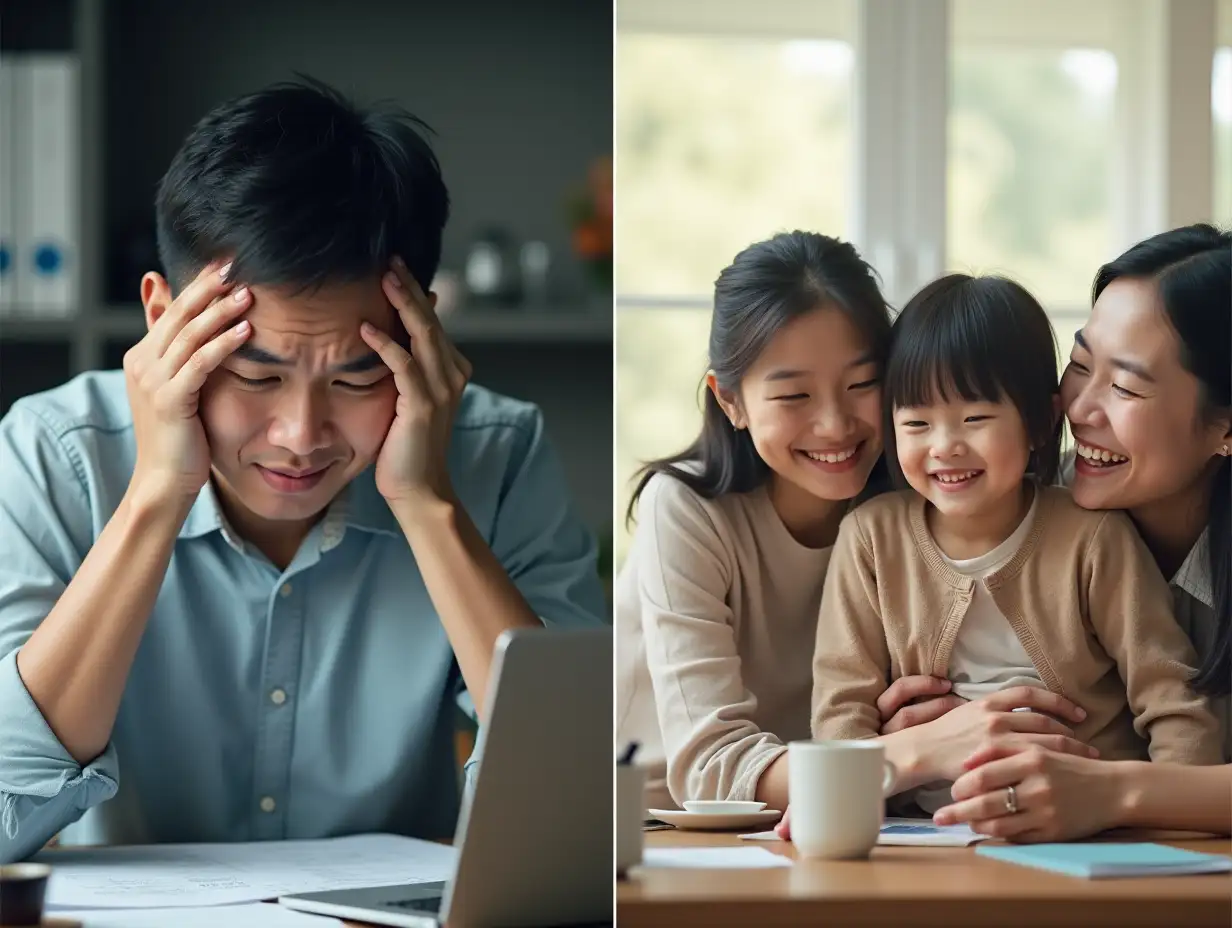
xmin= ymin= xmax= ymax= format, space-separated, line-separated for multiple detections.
xmin=976 ymin=843 xmax=1232 ymax=879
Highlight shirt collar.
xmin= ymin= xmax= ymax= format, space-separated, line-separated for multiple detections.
xmin=179 ymin=479 xmax=234 ymax=542
xmin=1172 ymin=528 xmax=1214 ymax=609
xmin=177 ymin=467 xmax=403 ymax=548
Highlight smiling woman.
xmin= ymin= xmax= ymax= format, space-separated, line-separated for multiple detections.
xmin=615 ymin=231 xmax=892 ymax=814
xmin=1061 ymin=225 xmax=1231 ymax=710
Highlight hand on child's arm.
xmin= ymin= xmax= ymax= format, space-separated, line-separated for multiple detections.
xmin=878 ymin=675 xmax=967 ymax=734
xmin=880 ymin=686 xmax=1097 ymax=791
xmin=776 ymin=687 xmax=1096 ymax=843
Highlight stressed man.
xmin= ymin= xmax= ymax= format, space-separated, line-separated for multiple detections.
xmin=0 ymin=79 xmax=606 ymax=862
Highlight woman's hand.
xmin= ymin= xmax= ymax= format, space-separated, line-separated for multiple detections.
xmin=775 ymin=687 xmax=1094 ymax=842
xmin=878 ymin=675 xmax=966 ymax=734
xmin=933 ymin=743 xmax=1123 ymax=842
xmin=893 ymin=686 xmax=1095 ymax=786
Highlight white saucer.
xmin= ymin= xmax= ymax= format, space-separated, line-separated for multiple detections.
xmin=649 ymin=808 xmax=784 ymax=831
xmin=683 ymin=800 xmax=766 ymax=814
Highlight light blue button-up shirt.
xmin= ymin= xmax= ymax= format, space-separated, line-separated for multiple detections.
xmin=0 ymin=371 xmax=606 ymax=863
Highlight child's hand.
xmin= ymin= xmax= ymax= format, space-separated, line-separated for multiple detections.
xmin=879 ymin=675 xmax=967 ymax=734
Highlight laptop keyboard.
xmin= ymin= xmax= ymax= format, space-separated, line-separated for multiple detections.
xmin=384 ymin=896 xmax=443 ymax=914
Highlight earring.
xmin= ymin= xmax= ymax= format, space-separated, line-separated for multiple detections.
xmin=1222 ymin=444 xmax=1230 ymax=456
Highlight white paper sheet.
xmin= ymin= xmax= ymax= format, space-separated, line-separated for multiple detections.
xmin=39 ymin=833 xmax=456 ymax=909
xmin=72 ymin=902 xmax=341 ymax=927
xmin=641 ymin=847 xmax=792 ymax=869
xmin=740 ymin=819 xmax=988 ymax=847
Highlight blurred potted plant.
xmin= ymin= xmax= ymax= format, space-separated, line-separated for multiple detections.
xmin=567 ymin=156 xmax=612 ymax=296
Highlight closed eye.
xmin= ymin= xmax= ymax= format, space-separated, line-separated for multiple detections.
xmin=1067 ymin=359 xmax=1089 ymax=375
xmin=1112 ymin=384 xmax=1141 ymax=399
xmin=335 ymin=381 xmax=381 ymax=392
xmin=849 ymin=378 xmax=878 ymax=390
xmin=771 ymin=393 xmax=808 ymax=402
xmin=231 ymin=373 xmax=278 ymax=387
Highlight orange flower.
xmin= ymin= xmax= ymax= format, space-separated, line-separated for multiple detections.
xmin=573 ymin=220 xmax=612 ymax=259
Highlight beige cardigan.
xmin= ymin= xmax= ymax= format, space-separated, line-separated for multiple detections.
xmin=617 ymin=472 xmax=833 ymax=809
xmin=812 ymin=485 xmax=1223 ymax=765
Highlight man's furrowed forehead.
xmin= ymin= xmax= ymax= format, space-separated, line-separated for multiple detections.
xmin=230 ymin=340 xmax=385 ymax=374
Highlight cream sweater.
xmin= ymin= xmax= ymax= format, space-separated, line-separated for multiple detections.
xmin=616 ymin=473 xmax=832 ymax=810
xmin=812 ymin=486 xmax=1224 ymax=766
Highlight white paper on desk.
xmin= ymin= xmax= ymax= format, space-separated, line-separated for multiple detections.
xmin=39 ymin=833 xmax=456 ymax=909
xmin=641 ymin=847 xmax=792 ymax=869
xmin=73 ymin=902 xmax=342 ymax=927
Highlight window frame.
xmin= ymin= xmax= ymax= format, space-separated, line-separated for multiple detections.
xmin=616 ymin=0 xmax=1226 ymax=314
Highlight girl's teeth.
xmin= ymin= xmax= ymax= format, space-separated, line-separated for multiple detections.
xmin=935 ymin=471 xmax=978 ymax=483
xmin=807 ymin=448 xmax=857 ymax=464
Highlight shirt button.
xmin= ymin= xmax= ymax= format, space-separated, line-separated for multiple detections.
xmin=260 ymin=796 xmax=276 ymax=813
xmin=279 ymin=584 xmax=292 ymax=598
xmin=269 ymin=688 xmax=287 ymax=706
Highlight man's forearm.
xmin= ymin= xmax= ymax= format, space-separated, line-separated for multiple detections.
xmin=15 ymin=488 xmax=185 ymax=764
xmin=393 ymin=494 xmax=539 ymax=720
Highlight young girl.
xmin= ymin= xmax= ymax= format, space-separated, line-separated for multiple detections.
xmin=810 ymin=273 xmax=1222 ymax=814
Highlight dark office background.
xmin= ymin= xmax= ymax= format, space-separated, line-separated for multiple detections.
xmin=0 ymin=0 xmax=614 ymax=565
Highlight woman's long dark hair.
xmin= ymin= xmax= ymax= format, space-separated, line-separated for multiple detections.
xmin=1092 ymin=223 xmax=1231 ymax=697
xmin=626 ymin=231 xmax=892 ymax=525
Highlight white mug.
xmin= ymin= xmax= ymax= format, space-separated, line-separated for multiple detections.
xmin=788 ymin=740 xmax=896 ymax=859
xmin=615 ymin=763 xmax=646 ymax=876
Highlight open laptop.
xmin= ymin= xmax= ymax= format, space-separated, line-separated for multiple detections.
xmin=279 ymin=626 xmax=612 ymax=927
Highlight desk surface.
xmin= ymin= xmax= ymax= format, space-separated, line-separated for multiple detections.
xmin=617 ymin=829 xmax=1232 ymax=928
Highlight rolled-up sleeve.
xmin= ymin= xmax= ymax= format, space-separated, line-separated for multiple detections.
xmin=456 ymin=406 xmax=609 ymax=784
xmin=0 ymin=406 xmax=118 ymax=862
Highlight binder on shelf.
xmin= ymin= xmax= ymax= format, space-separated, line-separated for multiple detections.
xmin=12 ymin=54 xmax=79 ymax=319
xmin=0 ymin=59 xmax=17 ymax=316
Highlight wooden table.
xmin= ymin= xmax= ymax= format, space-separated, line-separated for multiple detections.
xmin=618 ymin=828 xmax=1232 ymax=927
